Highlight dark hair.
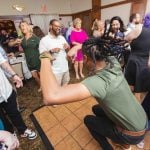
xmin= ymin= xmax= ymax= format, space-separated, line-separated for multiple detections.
xmin=129 ymin=13 xmax=137 ymax=22
xmin=82 ymin=37 xmax=128 ymax=64
xmin=33 ymin=26 xmax=45 ymax=39
xmin=108 ymin=16 xmax=126 ymax=33
xmin=49 ymin=19 xmax=59 ymax=25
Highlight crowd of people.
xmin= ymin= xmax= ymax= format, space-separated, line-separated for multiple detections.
xmin=0 ymin=12 xmax=150 ymax=150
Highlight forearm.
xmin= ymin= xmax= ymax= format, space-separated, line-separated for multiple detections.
xmin=67 ymin=44 xmax=82 ymax=57
xmin=40 ymin=53 xmax=91 ymax=105
xmin=8 ymin=39 xmax=22 ymax=47
xmin=72 ymin=41 xmax=81 ymax=45
xmin=8 ymin=40 xmax=17 ymax=47
xmin=1 ymin=61 xmax=16 ymax=77
xmin=40 ymin=59 xmax=60 ymax=103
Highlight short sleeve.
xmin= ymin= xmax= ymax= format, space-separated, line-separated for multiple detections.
xmin=0 ymin=53 xmax=7 ymax=65
xmin=82 ymin=76 xmax=107 ymax=100
xmin=39 ymin=38 xmax=47 ymax=54
xmin=70 ymin=31 xmax=75 ymax=44
xmin=60 ymin=36 xmax=68 ymax=44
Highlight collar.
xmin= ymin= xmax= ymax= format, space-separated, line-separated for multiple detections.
xmin=48 ymin=32 xmax=60 ymax=39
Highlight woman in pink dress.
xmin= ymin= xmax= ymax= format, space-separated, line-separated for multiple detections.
xmin=70 ymin=18 xmax=88 ymax=79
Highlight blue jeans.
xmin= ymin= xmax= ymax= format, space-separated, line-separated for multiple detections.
xmin=84 ymin=104 xmax=145 ymax=150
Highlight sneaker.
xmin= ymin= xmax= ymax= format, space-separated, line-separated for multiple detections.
xmin=21 ymin=129 xmax=37 ymax=140
xmin=18 ymin=106 xmax=26 ymax=113
xmin=136 ymin=140 xmax=144 ymax=149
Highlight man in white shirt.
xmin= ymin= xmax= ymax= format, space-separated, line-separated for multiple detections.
xmin=39 ymin=19 xmax=70 ymax=85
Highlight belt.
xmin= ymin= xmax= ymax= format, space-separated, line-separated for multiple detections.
xmin=116 ymin=126 xmax=146 ymax=137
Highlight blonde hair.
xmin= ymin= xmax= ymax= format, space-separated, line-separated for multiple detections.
xmin=73 ymin=18 xmax=82 ymax=26
xmin=94 ymin=20 xmax=104 ymax=30
xmin=19 ymin=21 xmax=33 ymax=35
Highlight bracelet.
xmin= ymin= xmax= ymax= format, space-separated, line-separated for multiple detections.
xmin=40 ymin=52 xmax=52 ymax=60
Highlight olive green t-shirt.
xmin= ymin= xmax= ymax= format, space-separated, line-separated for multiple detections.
xmin=82 ymin=57 xmax=147 ymax=131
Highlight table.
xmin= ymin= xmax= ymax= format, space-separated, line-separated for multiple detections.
xmin=9 ymin=53 xmax=32 ymax=79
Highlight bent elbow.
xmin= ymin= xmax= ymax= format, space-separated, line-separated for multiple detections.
xmin=43 ymin=97 xmax=50 ymax=105
xmin=43 ymin=96 xmax=53 ymax=105
xmin=43 ymin=94 xmax=58 ymax=106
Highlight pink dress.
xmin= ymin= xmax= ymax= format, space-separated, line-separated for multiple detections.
xmin=70 ymin=29 xmax=88 ymax=61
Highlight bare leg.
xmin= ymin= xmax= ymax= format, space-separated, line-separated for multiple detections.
xmin=79 ymin=61 xmax=84 ymax=78
xmin=74 ymin=61 xmax=80 ymax=79
xmin=31 ymin=71 xmax=41 ymax=90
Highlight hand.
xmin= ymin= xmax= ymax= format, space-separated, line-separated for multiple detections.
xmin=63 ymin=43 xmax=70 ymax=50
xmin=7 ymin=53 xmax=15 ymax=58
xmin=67 ymin=44 xmax=82 ymax=57
xmin=51 ymin=48 xmax=61 ymax=53
xmin=0 ymin=131 xmax=19 ymax=150
xmin=15 ymin=38 xmax=22 ymax=44
xmin=12 ymin=75 xmax=23 ymax=88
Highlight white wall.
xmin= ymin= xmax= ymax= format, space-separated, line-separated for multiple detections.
xmin=101 ymin=3 xmax=131 ymax=25
xmin=0 ymin=0 xmax=71 ymax=16
xmin=1 ymin=0 xmax=149 ymax=16
xmin=70 ymin=0 xmax=92 ymax=13
xmin=2 ymin=0 xmax=149 ymax=28
xmin=59 ymin=16 xmax=72 ymax=27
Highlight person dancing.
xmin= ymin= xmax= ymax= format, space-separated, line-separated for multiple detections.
xmin=40 ymin=37 xmax=147 ymax=150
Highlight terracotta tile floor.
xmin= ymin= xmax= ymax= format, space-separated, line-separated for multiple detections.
xmin=33 ymin=97 xmax=150 ymax=150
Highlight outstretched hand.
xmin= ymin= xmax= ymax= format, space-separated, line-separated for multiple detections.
xmin=12 ymin=75 xmax=23 ymax=88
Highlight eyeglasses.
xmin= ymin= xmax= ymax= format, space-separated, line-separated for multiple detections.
xmin=52 ymin=24 xmax=61 ymax=28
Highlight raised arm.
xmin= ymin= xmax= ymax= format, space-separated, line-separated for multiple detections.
xmin=40 ymin=52 xmax=91 ymax=105
xmin=8 ymin=38 xmax=22 ymax=47
xmin=125 ymin=25 xmax=142 ymax=42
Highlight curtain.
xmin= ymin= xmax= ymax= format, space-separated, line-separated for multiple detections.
xmin=30 ymin=14 xmax=59 ymax=35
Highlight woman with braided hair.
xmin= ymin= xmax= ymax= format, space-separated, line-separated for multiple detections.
xmin=40 ymin=37 xmax=147 ymax=150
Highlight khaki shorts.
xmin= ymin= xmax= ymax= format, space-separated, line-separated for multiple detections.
xmin=55 ymin=71 xmax=70 ymax=86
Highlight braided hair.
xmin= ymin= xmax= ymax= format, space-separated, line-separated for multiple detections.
xmin=82 ymin=37 xmax=129 ymax=69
